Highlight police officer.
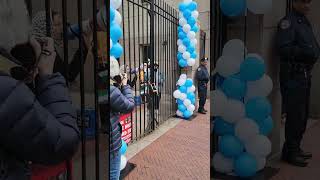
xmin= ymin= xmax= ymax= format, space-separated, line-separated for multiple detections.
xmin=276 ymin=0 xmax=320 ymax=167
xmin=196 ymin=57 xmax=210 ymax=114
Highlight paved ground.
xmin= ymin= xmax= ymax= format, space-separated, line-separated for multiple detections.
xmin=124 ymin=103 xmax=210 ymax=180
xmin=271 ymin=120 xmax=320 ymax=180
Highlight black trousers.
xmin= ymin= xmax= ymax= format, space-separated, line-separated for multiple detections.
xmin=280 ymin=68 xmax=311 ymax=152
xmin=198 ymin=85 xmax=207 ymax=111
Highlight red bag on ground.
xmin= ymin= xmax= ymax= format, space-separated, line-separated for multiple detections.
xmin=31 ymin=161 xmax=72 ymax=180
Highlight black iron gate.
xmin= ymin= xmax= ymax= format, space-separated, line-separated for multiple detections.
xmin=26 ymin=0 xmax=109 ymax=179
xmin=119 ymin=0 xmax=179 ymax=142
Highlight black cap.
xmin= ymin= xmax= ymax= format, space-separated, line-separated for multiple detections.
xmin=200 ymin=57 xmax=208 ymax=62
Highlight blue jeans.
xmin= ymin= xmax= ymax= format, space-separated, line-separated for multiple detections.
xmin=110 ymin=150 xmax=121 ymax=180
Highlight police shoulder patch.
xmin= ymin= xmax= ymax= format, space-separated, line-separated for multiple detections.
xmin=198 ymin=68 xmax=201 ymax=71
xmin=280 ymin=19 xmax=291 ymax=29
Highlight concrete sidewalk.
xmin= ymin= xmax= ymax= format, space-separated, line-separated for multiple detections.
xmin=124 ymin=103 xmax=210 ymax=180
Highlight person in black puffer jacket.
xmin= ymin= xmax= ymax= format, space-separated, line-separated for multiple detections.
xmin=109 ymin=58 xmax=135 ymax=180
xmin=0 ymin=0 xmax=80 ymax=179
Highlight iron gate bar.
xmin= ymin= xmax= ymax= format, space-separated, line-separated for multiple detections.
xmin=45 ymin=0 xmax=51 ymax=36
xmin=61 ymin=0 xmax=71 ymax=178
xmin=62 ymin=0 xmax=69 ymax=85
xmin=106 ymin=0 xmax=111 ymax=179
xmin=138 ymin=2 xmax=142 ymax=140
xmin=127 ymin=0 xmax=133 ymax=135
xmin=132 ymin=0 xmax=138 ymax=143
xmin=76 ymin=0 xmax=86 ymax=178
xmin=150 ymin=0 xmax=155 ymax=131
xmin=122 ymin=0 xmax=127 ymax=66
xmin=92 ymin=0 xmax=100 ymax=179
xmin=143 ymin=2 xmax=146 ymax=135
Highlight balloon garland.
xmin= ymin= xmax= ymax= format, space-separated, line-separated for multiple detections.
xmin=110 ymin=0 xmax=128 ymax=170
xmin=213 ymin=39 xmax=274 ymax=178
xmin=174 ymin=0 xmax=199 ymax=119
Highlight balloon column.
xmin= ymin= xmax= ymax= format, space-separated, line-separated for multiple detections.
xmin=173 ymin=74 xmax=196 ymax=119
xmin=212 ymin=39 xmax=274 ymax=178
xmin=174 ymin=0 xmax=199 ymax=119
xmin=177 ymin=0 xmax=199 ymax=68
xmin=110 ymin=0 xmax=128 ymax=170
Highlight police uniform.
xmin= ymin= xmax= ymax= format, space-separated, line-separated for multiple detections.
xmin=276 ymin=9 xmax=320 ymax=166
xmin=196 ymin=59 xmax=209 ymax=113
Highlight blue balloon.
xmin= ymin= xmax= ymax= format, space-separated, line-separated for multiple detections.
xmin=177 ymin=53 xmax=183 ymax=60
xmin=246 ymin=97 xmax=272 ymax=122
xmin=188 ymin=17 xmax=197 ymax=26
xmin=179 ymin=86 xmax=187 ymax=93
xmin=191 ymin=98 xmax=195 ymax=104
xmin=258 ymin=116 xmax=274 ymax=136
xmin=220 ymin=0 xmax=247 ymax=17
xmin=179 ymin=3 xmax=187 ymax=11
xmin=177 ymin=99 xmax=184 ymax=105
xmin=221 ymin=77 xmax=246 ymax=100
xmin=178 ymin=31 xmax=187 ymax=39
xmin=110 ymin=8 xmax=115 ymax=22
xmin=187 ymin=92 xmax=195 ymax=100
xmin=120 ymin=140 xmax=128 ymax=155
xmin=110 ymin=43 xmax=123 ymax=58
xmin=240 ymin=57 xmax=265 ymax=81
xmin=110 ymin=22 xmax=123 ymax=42
xmin=183 ymin=38 xmax=190 ymax=46
xmin=185 ymin=79 xmax=193 ymax=87
xmin=214 ymin=117 xmax=235 ymax=136
xmin=183 ymin=110 xmax=192 ymax=118
xmin=219 ymin=135 xmax=244 ymax=158
xmin=178 ymin=104 xmax=187 ymax=112
xmin=187 ymin=45 xmax=195 ymax=53
xmin=179 ymin=59 xmax=188 ymax=67
xmin=183 ymin=9 xmax=192 ymax=18
xmin=234 ymin=153 xmax=258 ymax=177
xmin=191 ymin=52 xmax=197 ymax=59
xmin=188 ymin=1 xmax=198 ymax=11
xmin=178 ymin=26 xmax=182 ymax=33
xmin=191 ymin=25 xmax=199 ymax=33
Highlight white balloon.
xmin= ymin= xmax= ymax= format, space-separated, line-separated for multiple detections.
xmin=187 ymin=104 xmax=195 ymax=112
xmin=187 ymin=85 xmax=196 ymax=93
xmin=179 ymin=18 xmax=187 ymax=26
xmin=178 ymin=45 xmax=186 ymax=53
xmin=110 ymin=39 xmax=113 ymax=49
xmin=177 ymin=78 xmax=186 ymax=86
xmin=246 ymin=135 xmax=272 ymax=157
xmin=180 ymin=74 xmax=187 ymax=80
xmin=235 ymin=118 xmax=260 ymax=143
xmin=211 ymin=89 xmax=228 ymax=117
xmin=213 ymin=152 xmax=234 ymax=173
xmin=184 ymin=0 xmax=192 ymax=4
xmin=247 ymin=0 xmax=272 ymax=14
xmin=173 ymin=90 xmax=181 ymax=99
xmin=180 ymin=93 xmax=187 ymax=100
xmin=246 ymin=74 xmax=273 ymax=99
xmin=111 ymin=0 xmax=122 ymax=9
xmin=222 ymin=99 xmax=245 ymax=124
xmin=183 ymin=99 xmax=191 ymax=107
xmin=182 ymin=52 xmax=191 ymax=60
xmin=215 ymin=55 xmax=242 ymax=78
xmin=179 ymin=12 xmax=184 ymax=19
xmin=120 ymin=155 xmax=127 ymax=170
xmin=187 ymin=58 xmax=196 ymax=66
xmin=114 ymin=10 xmax=122 ymax=24
xmin=177 ymin=110 xmax=183 ymax=117
xmin=222 ymin=39 xmax=247 ymax=58
xmin=190 ymin=38 xmax=197 ymax=46
xmin=177 ymin=39 xmax=183 ymax=46
xmin=188 ymin=31 xmax=196 ymax=39
xmin=255 ymin=157 xmax=266 ymax=171
xmin=183 ymin=24 xmax=191 ymax=33
xmin=191 ymin=10 xmax=199 ymax=19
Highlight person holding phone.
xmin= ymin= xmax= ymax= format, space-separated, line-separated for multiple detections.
xmin=0 ymin=1 xmax=80 ymax=179
xmin=109 ymin=58 xmax=135 ymax=180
